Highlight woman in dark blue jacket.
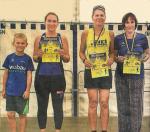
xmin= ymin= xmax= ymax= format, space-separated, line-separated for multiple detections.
xmin=114 ymin=12 xmax=150 ymax=132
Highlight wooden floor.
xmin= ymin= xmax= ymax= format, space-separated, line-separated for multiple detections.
xmin=0 ymin=117 xmax=150 ymax=132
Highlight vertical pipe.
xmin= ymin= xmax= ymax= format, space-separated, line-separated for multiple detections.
xmin=72 ymin=23 xmax=78 ymax=116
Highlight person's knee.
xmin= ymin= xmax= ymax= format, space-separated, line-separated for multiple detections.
xmin=37 ymin=104 xmax=48 ymax=116
xmin=19 ymin=114 xmax=26 ymax=119
xmin=38 ymin=110 xmax=47 ymax=117
xmin=100 ymin=101 xmax=109 ymax=110
xmin=89 ymin=100 xmax=98 ymax=109
xmin=7 ymin=112 xmax=15 ymax=119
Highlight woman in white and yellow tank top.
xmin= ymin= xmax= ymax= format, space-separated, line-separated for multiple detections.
xmin=79 ymin=5 xmax=114 ymax=132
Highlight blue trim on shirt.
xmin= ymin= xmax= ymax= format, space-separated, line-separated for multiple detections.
xmin=114 ymin=33 xmax=149 ymax=79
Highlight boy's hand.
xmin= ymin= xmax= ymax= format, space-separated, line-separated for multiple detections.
xmin=2 ymin=89 xmax=6 ymax=98
xmin=23 ymin=90 xmax=30 ymax=99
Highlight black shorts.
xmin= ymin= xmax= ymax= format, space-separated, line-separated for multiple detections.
xmin=34 ymin=74 xmax=66 ymax=94
xmin=84 ymin=69 xmax=112 ymax=89
xmin=6 ymin=95 xmax=29 ymax=115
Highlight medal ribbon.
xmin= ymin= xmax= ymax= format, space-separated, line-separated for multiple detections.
xmin=124 ymin=32 xmax=136 ymax=52
xmin=93 ymin=27 xmax=104 ymax=47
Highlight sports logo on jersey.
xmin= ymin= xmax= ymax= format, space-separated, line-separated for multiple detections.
xmin=11 ymin=58 xmax=15 ymax=62
xmin=121 ymin=42 xmax=126 ymax=47
xmin=97 ymin=39 xmax=107 ymax=46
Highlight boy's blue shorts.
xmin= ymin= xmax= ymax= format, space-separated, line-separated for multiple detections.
xmin=6 ymin=95 xmax=29 ymax=115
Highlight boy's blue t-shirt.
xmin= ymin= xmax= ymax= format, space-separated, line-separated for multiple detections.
xmin=114 ymin=33 xmax=149 ymax=79
xmin=3 ymin=53 xmax=34 ymax=96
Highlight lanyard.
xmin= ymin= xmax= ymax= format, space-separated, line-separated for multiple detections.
xmin=93 ymin=27 xmax=104 ymax=47
xmin=124 ymin=32 xmax=136 ymax=52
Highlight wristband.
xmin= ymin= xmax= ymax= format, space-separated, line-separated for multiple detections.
xmin=33 ymin=55 xmax=38 ymax=60
xmin=33 ymin=55 xmax=41 ymax=62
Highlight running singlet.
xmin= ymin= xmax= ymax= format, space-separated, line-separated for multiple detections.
xmin=38 ymin=33 xmax=64 ymax=76
xmin=86 ymin=28 xmax=111 ymax=78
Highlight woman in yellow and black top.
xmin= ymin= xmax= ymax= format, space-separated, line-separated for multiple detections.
xmin=79 ymin=5 xmax=114 ymax=132
xmin=33 ymin=12 xmax=70 ymax=132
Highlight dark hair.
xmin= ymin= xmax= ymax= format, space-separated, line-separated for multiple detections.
xmin=122 ymin=12 xmax=138 ymax=29
xmin=44 ymin=12 xmax=59 ymax=22
xmin=92 ymin=5 xmax=105 ymax=17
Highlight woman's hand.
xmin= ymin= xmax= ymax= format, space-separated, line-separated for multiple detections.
xmin=83 ymin=59 xmax=93 ymax=68
xmin=141 ymin=54 xmax=149 ymax=62
xmin=57 ymin=49 xmax=70 ymax=62
xmin=107 ymin=58 xmax=114 ymax=66
xmin=117 ymin=56 xmax=126 ymax=63
xmin=37 ymin=49 xmax=43 ymax=58
xmin=57 ymin=49 xmax=65 ymax=57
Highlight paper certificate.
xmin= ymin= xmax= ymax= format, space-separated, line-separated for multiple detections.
xmin=123 ymin=53 xmax=141 ymax=74
xmin=90 ymin=53 xmax=109 ymax=78
xmin=42 ymin=42 xmax=60 ymax=62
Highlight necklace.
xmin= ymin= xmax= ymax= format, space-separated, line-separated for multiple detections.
xmin=93 ymin=27 xmax=104 ymax=47
xmin=124 ymin=32 xmax=136 ymax=52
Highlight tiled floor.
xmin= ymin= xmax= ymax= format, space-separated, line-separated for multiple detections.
xmin=0 ymin=117 xmax=150 ymax=132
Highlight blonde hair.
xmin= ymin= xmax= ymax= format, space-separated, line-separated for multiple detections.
xmin=12 ymin=33 xmax=27 ymax=45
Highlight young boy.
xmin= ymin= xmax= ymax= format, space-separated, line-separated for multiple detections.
xmin=2 ymin=33 xmax=34 ymax=132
